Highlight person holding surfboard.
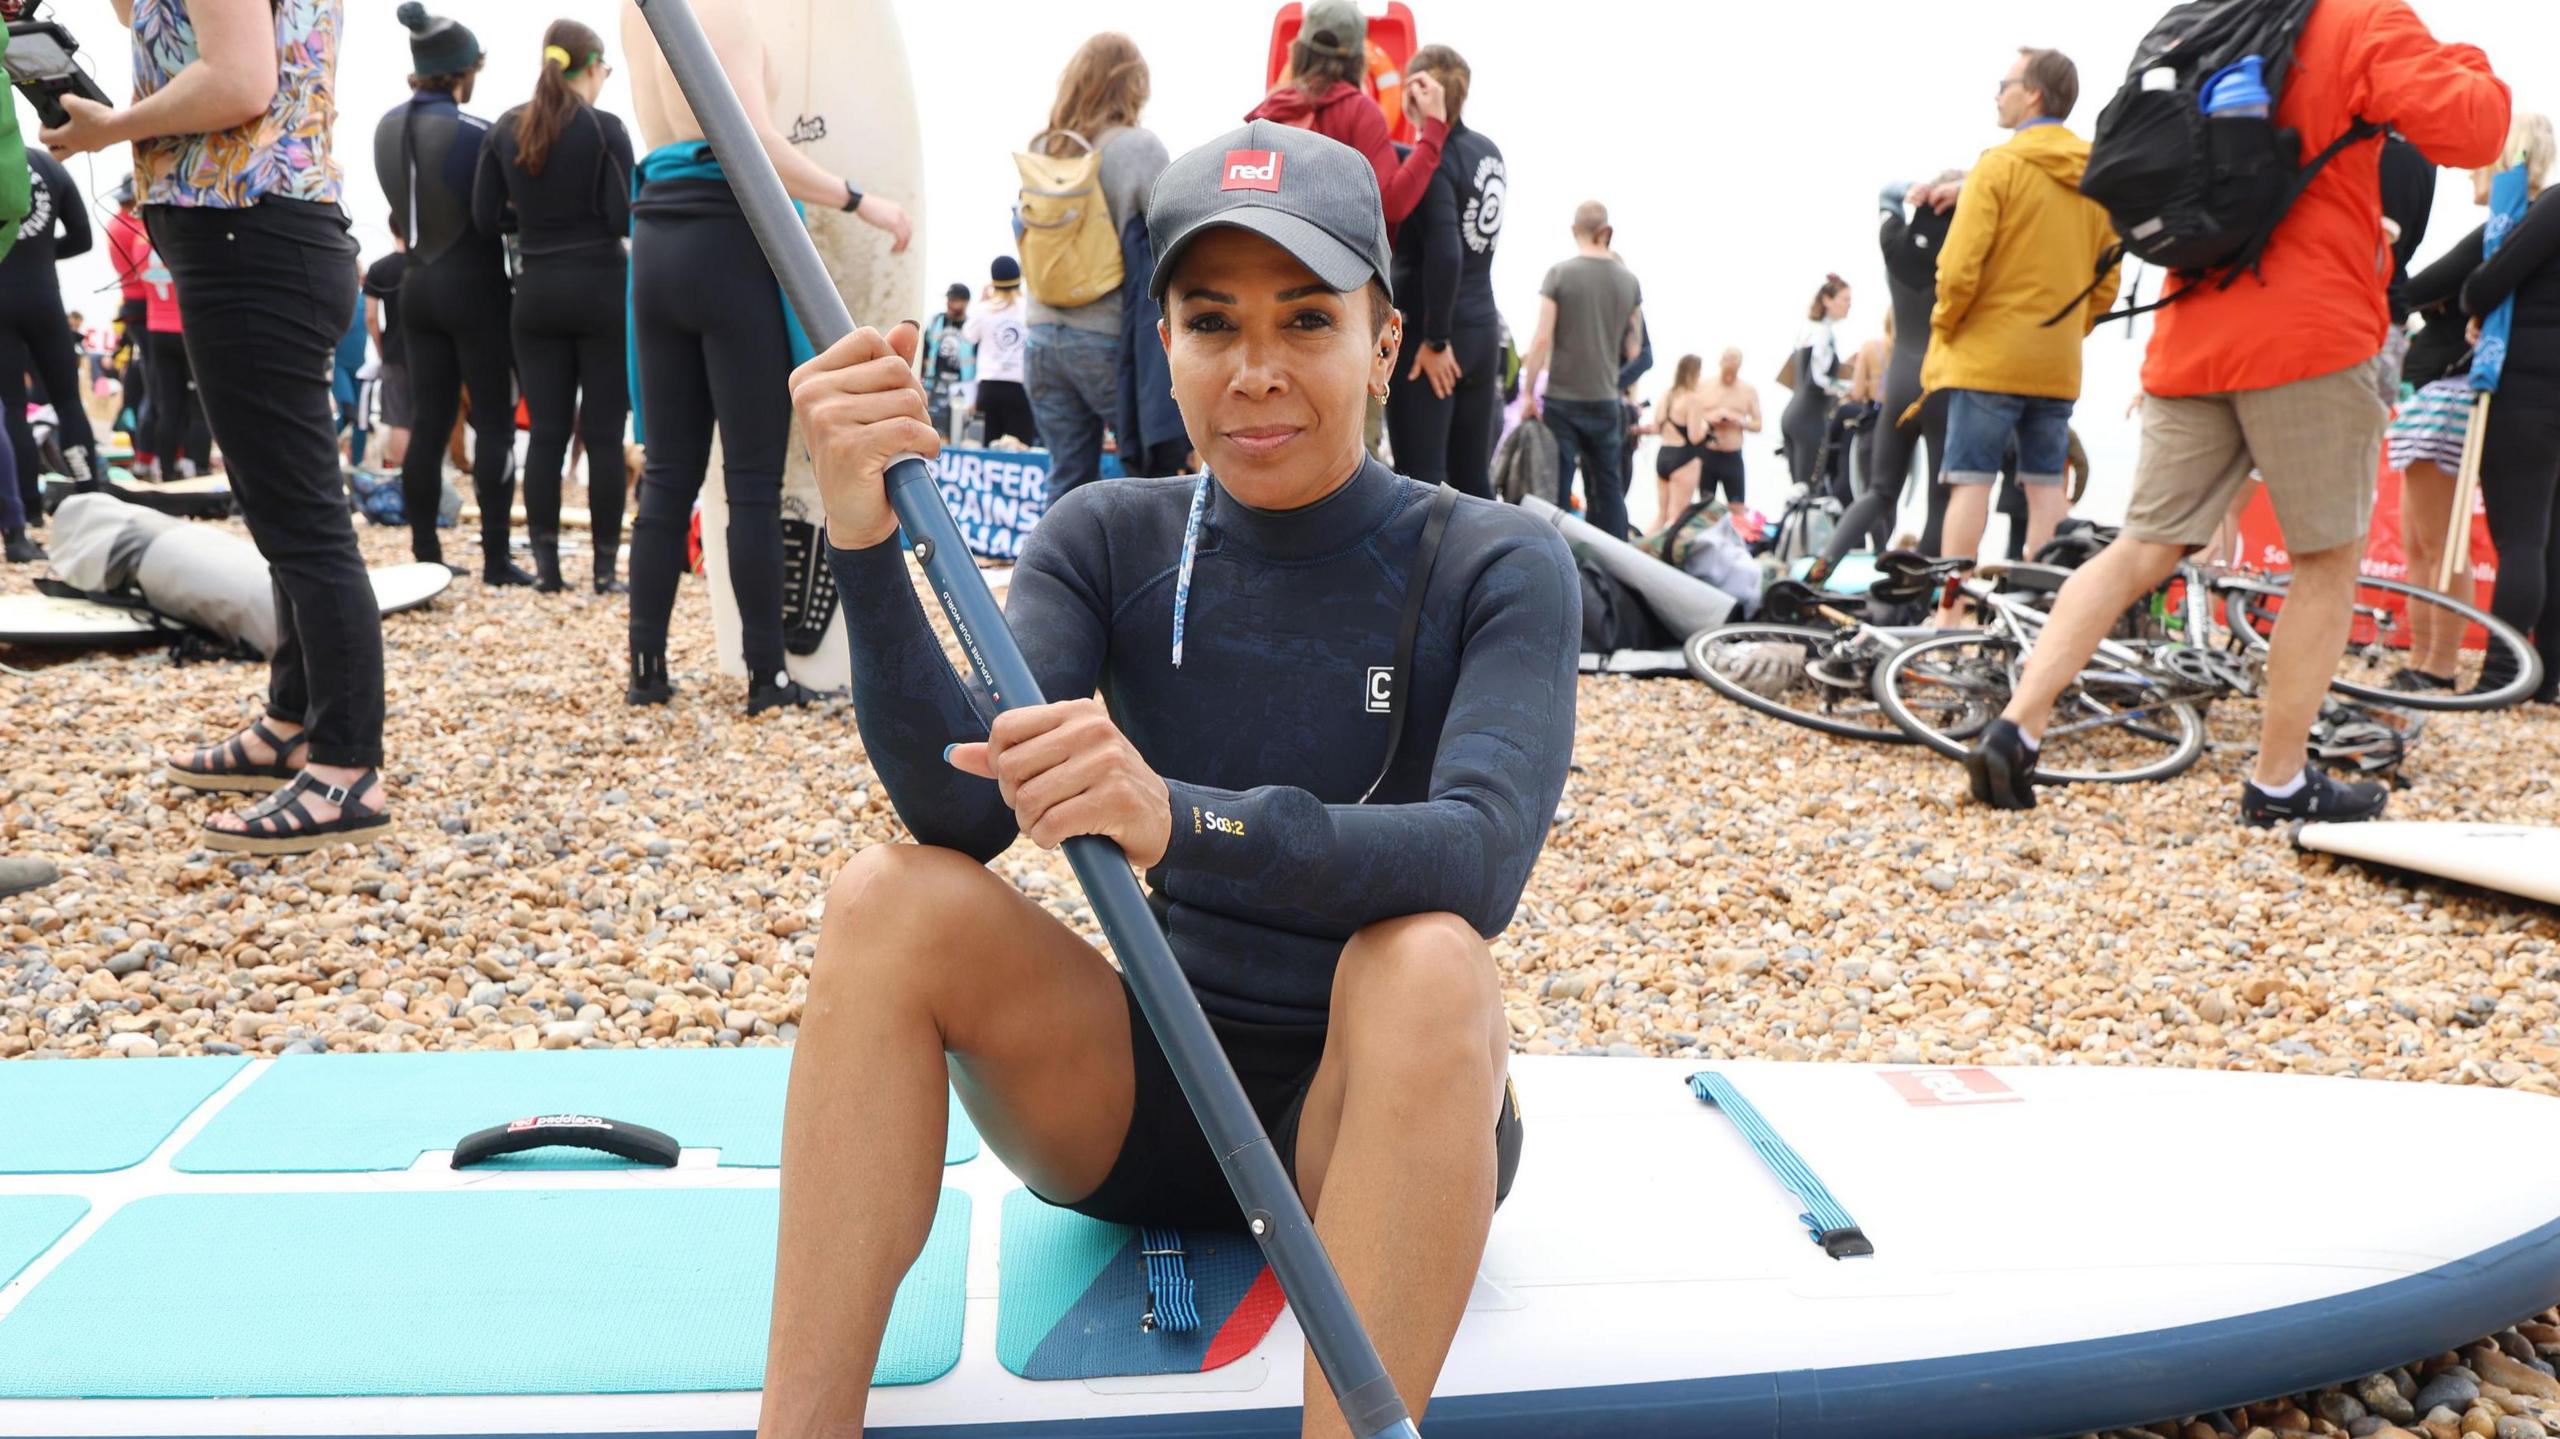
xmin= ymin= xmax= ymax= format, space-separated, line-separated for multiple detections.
xmin=616 ymin=0 xmax=913 ymax=714
xmin=772 ymin=121 xmax=1576 ymax=1437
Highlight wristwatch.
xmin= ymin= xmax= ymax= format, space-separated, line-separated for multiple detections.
xmin=1424 ymin=339 xmax=1450 ymax=354
xmin=839 ymin=181 xmax=864 ymax=213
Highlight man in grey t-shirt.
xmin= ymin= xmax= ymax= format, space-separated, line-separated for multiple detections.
xmin=1520 ymin=201 xmax=1644 ymax=538
xmin=1025 ymin=123 xmax=1171 ymax=502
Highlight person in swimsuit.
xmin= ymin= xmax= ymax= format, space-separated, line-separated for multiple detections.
xmin=764 ymin=121 xmax=1575 ymax=1437
xmin=1650 ymin=352 xmax=1712 ymax=521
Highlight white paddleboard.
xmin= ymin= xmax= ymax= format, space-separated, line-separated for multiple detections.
xmin=694 ymin=0 xmax=926 ymax=692
xmin=2297 ymin=820 xmax=2560 ymax=906
xmin=0 ymin=564 xmax=451 ymax=649
xmin=6 ymin=1056 xmax=2560 ymax=1437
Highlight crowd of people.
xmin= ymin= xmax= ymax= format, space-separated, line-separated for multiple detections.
xmin=0 ymin=0 xmax=2542 ymax=841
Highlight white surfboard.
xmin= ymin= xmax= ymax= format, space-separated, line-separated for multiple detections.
xmin=2297 ymin=820 xmax=2560 ymax=906
xmin=0 ymin=564 xmax=452 ymax=649
xmin=6 ymin=1054 xmax=2560 ymax=1437
xmin=696 ymin=0 xmax=926 ymax=693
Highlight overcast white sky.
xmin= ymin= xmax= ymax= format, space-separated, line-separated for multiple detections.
xmin=37 ymin=0 xmax=2555 ymax=530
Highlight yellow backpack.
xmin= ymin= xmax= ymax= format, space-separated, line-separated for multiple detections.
xmin=1013 ymin=130 xmax=1125 ymax=309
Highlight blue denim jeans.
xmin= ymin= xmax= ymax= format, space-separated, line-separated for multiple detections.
xmin=1943 ymin=388 xmax=2074 ymax=487
xmin=1025 ymin=323 xmax=1121 ymax=504
xmin=1543 ymin=397 xmax=1630 ymax=539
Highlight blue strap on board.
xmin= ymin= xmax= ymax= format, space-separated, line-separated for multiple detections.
xmin=1689 ymin=1072 xmax=1874 ymax=1259
xmin=1139 ymin=1227 xmax=1200 ymax=1333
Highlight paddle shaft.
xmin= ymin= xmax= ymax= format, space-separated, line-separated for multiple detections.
xmin=627 ymin=3 xmax=1416 ymax=1434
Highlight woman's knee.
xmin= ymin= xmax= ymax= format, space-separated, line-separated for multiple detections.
xmin=1334 ymin=913 xmax=1506 ymax=1079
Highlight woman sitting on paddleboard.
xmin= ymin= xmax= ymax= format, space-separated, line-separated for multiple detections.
xmin=771 ymin=123 xmax=1578 ymax=1436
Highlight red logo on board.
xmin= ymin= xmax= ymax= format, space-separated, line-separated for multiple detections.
xmin=1881 ymin=1069 xmax=2020 ymax=1107
xmin=1222 ymin=150 xmax=1285 ymax=192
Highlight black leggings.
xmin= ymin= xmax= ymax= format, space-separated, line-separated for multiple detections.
xmin=0 ymin=287 xmax=102 ymax=501
xmin=1385 ymin=323 xmax=1501 ymax=499
xmin=2479 ymin=380 xmax=2560 ymax=691
xmin=1782 ymin=351 xmax=1833 ymax=491
xmin=1821 ymin=385 xmax=1947 ymax=567
xmin=114 ymin=298 xmax=146 ymax=442
xmin=399 ymin=253 xmax=517 ymax=565
xmin=511 ymin=257 xmax=629 ymax=574
xmin=628 ymin=204 xmax=793 ymax=683
xmin=144 ymin=329 xmax=212 ymax=473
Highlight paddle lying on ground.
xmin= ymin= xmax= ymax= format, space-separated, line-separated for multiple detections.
xmin=626 ymin=2 xmax=1422 ymax=1435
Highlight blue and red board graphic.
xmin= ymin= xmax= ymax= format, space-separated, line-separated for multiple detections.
xmin=997 ymin=1190 xmax=1285 ymax=1380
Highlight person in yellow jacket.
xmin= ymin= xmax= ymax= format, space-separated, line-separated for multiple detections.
xmin=1923 ymin=47 xmax=2119 ymax=586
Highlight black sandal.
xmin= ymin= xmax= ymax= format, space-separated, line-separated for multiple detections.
xmin=164 ymin=720 xmax=309 ymax=794
xmin=201 ymin=769 xmax=391 ymax=856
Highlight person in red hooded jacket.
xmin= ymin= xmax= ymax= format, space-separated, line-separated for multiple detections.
xmin=1247 ymin=0 xmax=1447 ymax=241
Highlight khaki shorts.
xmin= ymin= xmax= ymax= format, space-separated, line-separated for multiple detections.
xmin=2121 ymin=356 xmax=2388 ymax=556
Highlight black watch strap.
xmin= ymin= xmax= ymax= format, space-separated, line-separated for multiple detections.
xmin=840 ymin=182 xmax=864 ymax=213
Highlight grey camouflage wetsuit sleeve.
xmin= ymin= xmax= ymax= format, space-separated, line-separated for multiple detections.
xmin=1152 ymin=535 xmax=1579 ymax=937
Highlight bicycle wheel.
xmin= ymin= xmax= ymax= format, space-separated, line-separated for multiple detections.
xmin=1686 ymin=622 xmax=1913 ymax=743
xmin=1875 ymin=630 xmax=2209 ymax=784
xmin=2221 ymin=573 xmax=2542 ymax=710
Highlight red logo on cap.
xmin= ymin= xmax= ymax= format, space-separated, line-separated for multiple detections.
xmin=1221 ymin=150 xmax=1284 ymax=193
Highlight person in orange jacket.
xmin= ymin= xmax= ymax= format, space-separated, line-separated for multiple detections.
xmin=1967 ymin=0 xmax=2510 ymax=825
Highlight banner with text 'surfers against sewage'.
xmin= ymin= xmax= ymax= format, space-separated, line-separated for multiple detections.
xmin=932 ymin=447 xmax=1051 ymax=561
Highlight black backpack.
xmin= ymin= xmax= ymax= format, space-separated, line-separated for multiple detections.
xmin=1576 ymin=558 xmax=1672 ymax=654
xmin=2058 ymin=0 xmax=2380 ymax=325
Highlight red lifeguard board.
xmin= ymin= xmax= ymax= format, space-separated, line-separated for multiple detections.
xmin=2233 ymin=456 xmax=2501 ymax=650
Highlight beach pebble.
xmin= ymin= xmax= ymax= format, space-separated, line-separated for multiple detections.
xmin=2417 ymin=1375 xmax=2483 ymax=1415
xmin=103 ymin=1032 xmax=156 ymax=1057
xmin=2363 ymin=1375 xmax=2422 ymax=1423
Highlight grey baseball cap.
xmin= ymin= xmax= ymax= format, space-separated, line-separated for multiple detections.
xmin=1146 ymin=120 xmax=1394 ymax=306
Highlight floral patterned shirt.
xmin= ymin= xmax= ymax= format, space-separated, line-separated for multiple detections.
xmin=130 ymin=0 xmax=342 ymax=208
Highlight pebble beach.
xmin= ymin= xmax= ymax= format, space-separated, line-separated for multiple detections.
xmin=5 ymin=516 xmax=2560 ymax=1435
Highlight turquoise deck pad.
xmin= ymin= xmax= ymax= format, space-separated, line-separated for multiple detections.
xmin=0 ymin=1057 xmax=244 ymax=1174
xmin=996 ymin=1189 xmax=1284 ymax=1381
xmin=175 ymin=1049 xmax=979 ymax=1171
xmin=0 ymin=1188 xmax=970 ymax=1396
xmin=0 ymin=1197 xmax=88 ymax=1287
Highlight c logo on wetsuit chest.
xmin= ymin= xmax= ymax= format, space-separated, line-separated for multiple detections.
xmin=1366 ymin=666 xmax=1393 ymax=714
xmin=1221 ymin=151 xmax=1285 ymax=193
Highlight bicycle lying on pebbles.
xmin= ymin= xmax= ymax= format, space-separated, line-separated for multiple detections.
xmin=1689 ymin=539 xmax=2541 ymax=785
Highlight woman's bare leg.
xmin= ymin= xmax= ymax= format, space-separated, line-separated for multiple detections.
xmin=1286 ymin=914 xmax=1509 ymax=1439
xmin=2399 ymin=459 xmax=2467 ymax=677
xmin=759 ymin=843 xmax=1136 ymax=1439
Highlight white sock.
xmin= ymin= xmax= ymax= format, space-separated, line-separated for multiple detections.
xmin=2256 ymin=769 xmax=2307 ymax=798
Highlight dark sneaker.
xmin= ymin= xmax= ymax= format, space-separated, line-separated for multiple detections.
xmin=2386 ymin=666 xmax=2454 ymax=693
xmin=747 ymin=675 xmax=817 ymax=716
xmin=2241 ymin=767 xmax=2388 ymax=827
xmin=1964 ymin=718 xmax=2039 ymax=811
xmin=2 ymin=529 xmax=43 ymax=564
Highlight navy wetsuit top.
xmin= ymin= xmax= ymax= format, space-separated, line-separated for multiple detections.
xmin=829 ymin=457 xmax=1582 ymax=1025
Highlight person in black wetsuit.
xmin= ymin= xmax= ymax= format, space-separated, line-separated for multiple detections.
xmin=2415 ymin=118 xmax=2560 ymax=699
xmin=617 ymin=0 xmax=912 ymax=715
xmin=1814 ymin=175 xmax=1960 ymax=577
xmin=760 ymin=122 xmax=1572 ymax=1435
xmin=474 ymin=19 xmax=634 ymax=595
xmin=0 ymin=151 xmax=101 ymax=528
xmin=1383 ymin=45 xmax=1503 ymax=499
xmin=1781 ymin=275 xmax=1853 ymax=492
xmin=377 ymin=4 xmax=525 ymax=582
